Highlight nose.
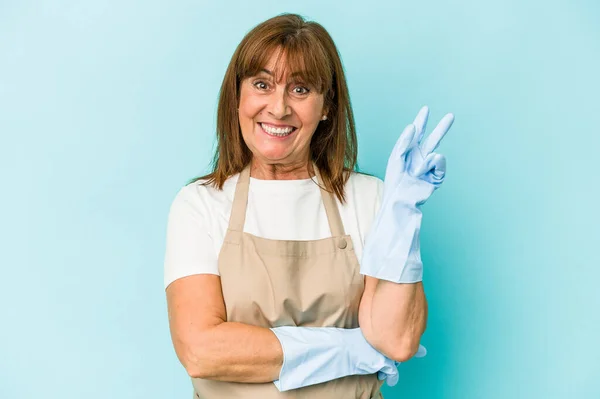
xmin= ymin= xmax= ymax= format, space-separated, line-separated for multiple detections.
xmin=268 ymin=87 xmax=291 ymax=119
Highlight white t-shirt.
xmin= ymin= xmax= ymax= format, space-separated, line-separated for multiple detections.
xmin=163 ymin=171 xmax=384 ymax=289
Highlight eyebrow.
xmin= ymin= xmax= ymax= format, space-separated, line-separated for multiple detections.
xmin=260 ymin=68 xmax=303 ymax=79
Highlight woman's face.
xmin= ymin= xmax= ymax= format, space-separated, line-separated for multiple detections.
xmin=238 ymin=50 xmax=327 ymax=168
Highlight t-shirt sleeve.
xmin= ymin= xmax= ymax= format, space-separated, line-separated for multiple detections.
xmin=350 ymin=173 xmax=384 ymax=263
xmin=373 ymin=178 xmax=384 ymax=218
xmin=163 ymin=184 xmax=219 ymax=290
xmin=364 ymin=176 xmax=385 ymax=243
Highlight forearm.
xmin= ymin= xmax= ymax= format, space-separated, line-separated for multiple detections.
xmin=182 ymin=322 xmax=393 ymax=390
xmin=180 ymin=321 xmax=282 ymax=383
xmin=360 ymin=279 xmax=427 ymax=361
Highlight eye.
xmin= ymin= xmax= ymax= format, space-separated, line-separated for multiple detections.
xmin=253 ymin=80 xmax=269 ymax=90
xmin=293 ymin=85 xmax=310 ymax=95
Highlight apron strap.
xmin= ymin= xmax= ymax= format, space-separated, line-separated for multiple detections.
xmin=228 ymin=164 xmax=251 ymax=232
xmin=227 ymin=162 xmax=346 ymax=237
xmin=313 ymin=164 xmax=346 ymax=237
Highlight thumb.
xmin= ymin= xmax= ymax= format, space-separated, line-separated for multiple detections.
xmin=413 ymin=152 xmax=446 ymax=181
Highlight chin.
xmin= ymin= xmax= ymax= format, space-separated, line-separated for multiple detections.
xmin=256 ymin=149 xmax=292 ymax=162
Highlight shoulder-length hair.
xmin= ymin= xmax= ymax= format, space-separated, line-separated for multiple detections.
xmin=192 ymin=12 xmax=358 ymax=203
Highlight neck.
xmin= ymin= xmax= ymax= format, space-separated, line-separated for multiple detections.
xmin=250 ymin=158 xmax=314 ymax=180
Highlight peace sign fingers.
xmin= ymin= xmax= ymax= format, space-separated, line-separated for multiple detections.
xmin=412 ymin=105 xmax=430 ymax=146
xmin=390 ymin=123 xmax=416 ymax=161
xmin=420 ymin=112 xmax=455 ymax=155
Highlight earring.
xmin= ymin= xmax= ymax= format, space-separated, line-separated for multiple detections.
xmin=321 ymin=115 xmax=327 ymax=120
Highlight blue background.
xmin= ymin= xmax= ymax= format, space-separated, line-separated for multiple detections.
xmin=1 ymin=1 xmax=598 ymax=398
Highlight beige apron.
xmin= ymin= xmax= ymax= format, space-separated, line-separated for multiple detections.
xmin=191 ymin=164 xmax=385 ymax=398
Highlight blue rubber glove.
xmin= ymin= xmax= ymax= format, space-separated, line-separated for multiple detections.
xmin=377 ymin=345 xmax=427 ymax=381
xmin=361 ymin=106 xmax=454 ymax=283
xmin=270 ymin=326 xmax=401 ymax=391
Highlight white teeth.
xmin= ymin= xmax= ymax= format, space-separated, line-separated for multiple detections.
xmin=260 ymin=123 xmax=295 ymax=136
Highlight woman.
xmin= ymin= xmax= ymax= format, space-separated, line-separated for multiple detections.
xmin=164 ymin=12 xmax=453 ymax=398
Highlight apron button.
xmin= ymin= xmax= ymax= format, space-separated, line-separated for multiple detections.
xmin=338 ymin=239 xmax=347 ymax=249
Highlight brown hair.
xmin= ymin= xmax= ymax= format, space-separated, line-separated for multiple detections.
xmin=191 ymin=12 xmax=358 ymax=203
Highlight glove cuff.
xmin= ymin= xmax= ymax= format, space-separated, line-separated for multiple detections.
xmin=270 ymin=327 xmax=349 ymax=391
xmin=362 ymin=260 xmax=423 ymax=283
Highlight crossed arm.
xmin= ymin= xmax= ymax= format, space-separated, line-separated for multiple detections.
xmin=359 ymin=277 xmax=428 ymax=361
xmin=166 ymin=272 xmax=427 ymax=382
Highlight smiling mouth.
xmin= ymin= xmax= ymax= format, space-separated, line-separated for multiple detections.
xmin=258 ymin=122 xmax=298 ymax=137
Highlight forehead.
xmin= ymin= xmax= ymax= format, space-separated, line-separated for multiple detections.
xmin=240 ymin=45 xmax=329 ymax=92
xmin=256 ymin=49 xmax=300 ymax=81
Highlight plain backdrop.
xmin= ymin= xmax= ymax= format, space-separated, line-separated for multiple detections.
xmin=1 ymin=1 xmax=599 ymax=398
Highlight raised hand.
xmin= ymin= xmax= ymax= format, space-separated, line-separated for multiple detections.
xmin=383 ymin=106 xmax=454 ymax=207
xmin=360 ymin=105 xmax=455 ymax=284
